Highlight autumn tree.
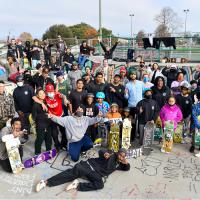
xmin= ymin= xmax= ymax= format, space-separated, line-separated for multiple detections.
xmin=84 ymin=28 xmax=98 ymax=39
xmin=19 ymin=32 xmax=33 ymax=42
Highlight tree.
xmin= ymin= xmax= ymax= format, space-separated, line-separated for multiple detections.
xmin=155 ymin=24 xmax=171 ymax=37
xmin=19 ymin=32 xmax=33 ymax=42
xmin=136 ymin=30 xmax=145 ymax=47
xmin=99 ymin=27 xmax=113 ymax=38
xmin=154 ymin=7 xmax=182 ymax=35
xmin=84 ymin=28 xmax=98 ymax=39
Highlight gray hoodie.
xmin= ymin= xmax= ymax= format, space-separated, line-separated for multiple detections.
xmin=52 ymin=115 xmax=101 ymax=143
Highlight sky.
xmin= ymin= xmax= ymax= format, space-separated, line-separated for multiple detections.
xmin=0 ymin=0 xmax=199 ymax=39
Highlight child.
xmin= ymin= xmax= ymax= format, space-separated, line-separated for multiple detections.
xmin=176 ymin=82 xmax=192 ymax=141
xmin=122 ymin=107 xmax=133 ymax=122
xmin=32 ymin=88 xmax=52 ymax=155
xmin=84 ymin=93 xmax=99 ymax=142
xmin=136 ymin=88 xmax=159 ymax=146
xmin=160 ymin=96 xmax=183 ymax=130
xmin=190 ymin=92 xmax=200 ymax=155
xmin=106 ymin=103 xmax=122 ymax=125
xmin=95 ymin=92 xmax=110 ymax=116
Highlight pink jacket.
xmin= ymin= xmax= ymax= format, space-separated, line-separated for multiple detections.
xmin=160 ymin=104 xmax=183 ymax=129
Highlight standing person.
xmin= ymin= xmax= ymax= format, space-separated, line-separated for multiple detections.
xmin=63 ymin=48 xmax=75 ymax=73
xmin=176 ymin=82 xmax=192 ymax=141
xmin=99 ymin=40 xmax=119 ymax=60
xmin=86 ymin=72 xmax=107 ymax=97
xmin=119 ymin=66 xmax=129 ymax=86
xmin=68 ymin=62 xmax=82 ymax=91
xmin=84 ymin=93 xmax=99 ymax=142
xmin=24 ymin=41 xmax=32 ymax=67
xmin=49 ymin=56 xmax=61 ymax=81
xmin=7 ymin=38 xmax=17 ymax=62
xmin=82 ymin=66 xmax=94 ymax=90
xmin=151 ymin=76 xmax=171 ymax=109
xmin=142 ymin=71 xmax=154 ymax=90
xmin=48 ymin=106 xmax=102 ymax=161
xmin=68 ymin=79 xmax=87 ymax=114
xmin=95 ymin=92 xmax=110 ymax=116
xmin=0 ymin=118 xmax=24 ymax=172
xmin=45 ymin=84 xmax=68 ymax=151
xmin=32 ymin=88 xmax=52 ymax=155
xmin=31 ymin=39 xmax=41 ymax=69
xmin=136 ymin=88 xmax=159 ymax=145
xmin=105 ymin=74 xmax=125 ymax=111
xmin=78 ymin=41 xmax=94 ymax=68
xmin=42 ymin=39 xmax=53 ymax=66
xmin=0 ymin=81 xmax=16 ymax=130
xmin=36 ymin=148 xmax=130 ymax=192
xmin=151 ymin=63 xmax=163 ymax=84
xmin=16 ymin=39 xmax=24 ymax=67
xmin=160 ymin=96 xmax=183 ymax=130
xmin=56 ymin=35 xmax=67 ymax=66
xmin=106 ymin=103 xmax=122 ymax=124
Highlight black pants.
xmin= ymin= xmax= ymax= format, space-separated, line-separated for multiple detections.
xmin=47 ymin=161 xmax=104 ymax=191
xmin=130 ymin=107 xmax=137 ymax=141
xmin=44 ymin=55 xmax=51 ymax=66
xmin=35 ymin=127 xmax=52 ymax=154
xmin=138 ymin=124 xmax=145 ymax=146
xmin=50 ymin=121 xmax=67 ymax=149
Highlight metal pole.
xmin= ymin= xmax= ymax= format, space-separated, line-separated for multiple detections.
xmin=183 ymin=9 xmax=189 ymax=36
xmin=99 ymin=0 xmax=102 ymax=40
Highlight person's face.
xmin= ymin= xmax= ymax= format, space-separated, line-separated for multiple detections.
xmin=11 ymin=39 xmax=15 ymax=45
xmin=57 ymin=76 xmax=63 ymax=82
xmin=96 ymin=75 xmax=103 ymax=83
xmin=83 ymin=42 xmax=87 ymax=47
xmin=181 ymin=88 xmax=189 ymax=95
xmin=157 ymin=78 xmax=164 ymax=87
xmin=12 ymin=121 xmax=21 ymax=132
xmin=111 ymin=106 xmax=118 ymax=113
xmin=0 ymin=83 xmax=5 ymax=94
xmin=106 ymin=46 xmax=110 ymax=51
xmin=8 ymin=57 xmax=14 ymax=65
xmin=76 ymin=107 xmax=83 ymax=113
xmin=177 ymin=73 xmax=184 ymax=82
xmin=114 ymin=76 xmax=120 ymax=84
xmin=37 ymin=90 xmax=46 ymax=100
xmin=76 ymin=81 xmax=84 ymax=89
xmin=72 ymin=65 xmax=78 ymax=70
xmin=168 ymin=97 xmax=176 ymax=106
xmin=126 ymin=62 xmax=131 ymax=67
xmin=103 ymin=60 xmax=108 ymax=67
xmin=120 ymin=71 xmax=126 ymax=77
xmin=66 ymin=48 xmax=71 ymax=53
xmin=58 ymin=37 xmax=62 ymax=41
xmin=117 ymin=152 xmax=126 ymax=162
xmin=152 ymin=64 xmax=158 ymax=70
xmin=145 ymin=90 xmax=152 ymax=96
xmin=85 ymin=68 xmax=91 ymax=74
xmin=97 ymin=98 xmax=103 ymax=103
xmin=123 ymin=111 xmax=130 ymax=117
xmin=87 ymin=97 xmax=93 ymax=105
xmin=42 ymin=71 xmax=49 ymax=79
xmin=130 ymin=73 xmax=136 ymax=80
xmin=34 ymin=41 xmax=39 ymax=46
xmin=192 ymin=83 xmax=197 ymax=90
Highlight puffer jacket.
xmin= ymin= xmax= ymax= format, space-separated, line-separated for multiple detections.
xmin=160 ymin=103 xmax=183 ymax=129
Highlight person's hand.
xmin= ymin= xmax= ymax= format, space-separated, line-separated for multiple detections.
xmin=125 ymin=88 xmax=129 ymax=95
xmin=48 ymin=113 xmax=53 ymax=118
xmin=110 ymin=87 xmax=116 ymax=93
xmin=18 ymin=111 xmax=24 ymax=117
xmin=139 ymin=107 xmax=143 ymax=113
xmin=64 ymin=99 xmax=69 ymax=106
xmin=150 ymin=120 xmax=154 ymax=124
xmin=196 ymin=65 xmax=200 ymax=72
xmin=104 ymin=152 xmax=111 ymax=159
xmin=98 ymin=111 xmax=103 ymax=118
xmin=41 ymin=103 xmax=48 ymax=112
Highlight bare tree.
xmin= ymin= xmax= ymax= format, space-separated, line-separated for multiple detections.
xmin=155 ymin=24 xmax=171 ymax=37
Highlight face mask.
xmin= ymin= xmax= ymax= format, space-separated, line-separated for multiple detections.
xmin=75 ymin=111 xmax=83 ymax=117
xmin=145 ymin=94 xmax=152 ymax=99
xmin=47 ymin=93 xmax=55 ymax=98
xmin=17 ymin=82 xmax=23 ymax=87
xmin=143 ymin=77 xmax=149 ymax=83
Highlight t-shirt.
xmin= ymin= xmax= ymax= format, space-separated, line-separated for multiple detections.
xmin=31 ymin=45 xmax=41 ymax=60
xmin=57 ymin=80 xmax=71 ymax=97
xmin=45 ymin=93 xmax=63 ymax=116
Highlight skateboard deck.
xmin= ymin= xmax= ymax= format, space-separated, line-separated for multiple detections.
xmin=194 ymin=128 xmax=200 ymax=146
xmin=2 ymin=134 xmax=23 ymax=174
xmin=23 ymin=148 xmax=57 ymax=168
xmin=143 ymin=121 xmax=154 ymax=156
xmin=161 ymin=121 xmax=174 ymax=153
xmin=108 ymin=124 xmax=120 ymax=152
xmin=154 ymin=117 xmax=163 ymax=142
xmin=94 ymin=122 xmax=108 ymax=147
xmin=173 ymin=122 xmax=183 ymax=143
xmin=121 ymin=118 xmax=132 ymax=149
xmin=126 ymin=147 xmax=143 ymax=159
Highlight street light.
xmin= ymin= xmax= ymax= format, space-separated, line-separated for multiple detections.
xmin=129 ymin=14 xmax=134 ymax=39
xmin=99 ymin=0 xmax=102 ymax=41
xmin=183 ymin=9 xmax=189 ymax=36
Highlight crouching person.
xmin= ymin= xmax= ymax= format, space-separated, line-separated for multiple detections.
xmin=36 ymin=148 xmax=130 ymax=192
xmin=0 ymin=117 xmax=24 ymax=172
xmin=48 ymin=105 xmax=102 ymax=162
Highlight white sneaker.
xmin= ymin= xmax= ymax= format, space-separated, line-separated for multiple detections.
xmin=36 ymin=180 xmax=46 ymax=192
xmin=195 ymin=152 xmax=200 ymax=158
xmin=66 ymin=179 xmax=79 ymax=191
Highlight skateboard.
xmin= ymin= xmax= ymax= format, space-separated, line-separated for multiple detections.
xmin=108 ymin=124 xmax=120 ymax=152
xmin=194 ymin=128 xmax=200 ymax=147
xmin=2 ymin=134 xmax=23 ymax=174
xmin=154 ymin=117 xmax=163 ymax=142
xmin=173 ymin=122 xmax=183 ymax=143
xmin=143 ymin=121 xmax=155 ymax=156
xmin=121 ymin=118 xmax=132 ymax=149
xmin=29 ymin=114 xmax=36 ymax=135
xmin=126 ymin=147 xmax=143 ymax=159
xmin=23 ymin=148 xmax=57 ymax=168
xmin=161 ymin=121 xmax=174 ymax=153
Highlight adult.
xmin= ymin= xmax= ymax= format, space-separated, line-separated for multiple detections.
xmin=56 ymin=35 xmax=66 ymax=66
xmin=63 ymin=48 xmax=75 ymax=73
xmin=0 ymin=81 xmax=16 ymax=129
xmin=36 ymin=148 xmax=130 ymax=192
xmin=7 ymin=38 xmax=17 ymax=61
xmin=68 ymin=79 xmax=87 ymax=114
xmin=48 ymin=106 xmax=102 ymax=162
xmin=82 ymin=66 xmax=94 ymax=90
xmin=151 ymin=76 xmax=171 ymax=109
xmin=68 ymin=61 xmax=82 ymax=91
xmin=42 ymin=39 xmax=53 ymax=66
xmin=16 ymin=39 xmax=24 ymax=66
xmin=23 ymin=41 xmax=32 ymax=67
xmin=151 ymin=63 xmax=163 ymax=84
xmin=31 ymin=39 xmax=41 ymax=69
xmin=162 ymin=64 xmax=186 ymax=88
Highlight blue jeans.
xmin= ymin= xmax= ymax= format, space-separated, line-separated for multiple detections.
xmin=78 ymin=55 xmax=88 ymax=68
xmin=68 ymin=135 xmax=93 ymax=162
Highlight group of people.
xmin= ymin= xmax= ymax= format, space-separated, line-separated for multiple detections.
xmin=1 ymin=36 xmax=200 ymax=192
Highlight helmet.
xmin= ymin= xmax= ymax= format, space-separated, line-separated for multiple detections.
xmin=16 ymin=75 xmax=24 ymax=82
xmin=96 ymin=92 xmax=105 ymax=99
xmin=180 ymin=81 xmax=191 ymax=89
xmin=110 ymin=103 xmax=119 ymax=108
xmin=143 ymin=88 xmax=152 ymax=95
xmin=87 ymin=93 xmax=94 ymax=98
xmin=45 ymin=84 xmax=55 ymax=92
xmin=123 ymin=107 xmax=130 ymax=112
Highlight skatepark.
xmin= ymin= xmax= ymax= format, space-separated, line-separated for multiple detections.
xmin=0 ymin=134 xmax=200 ymax=200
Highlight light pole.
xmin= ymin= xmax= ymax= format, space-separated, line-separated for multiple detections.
xmin=183 ymin=9 xmax=189 ymax=36
xmin=99 ymin=0 xmax=102 ymax=41
xmin=129 ymin=14 xmax=134 ymax=38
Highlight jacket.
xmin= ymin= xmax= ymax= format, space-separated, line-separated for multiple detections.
xmin=160 ymin=104 xmax=183 ymax=129
xmin=100 ymin=42 xmax=118 ymax=59
xmin=192 ymin=103 xmax=200 ymax=129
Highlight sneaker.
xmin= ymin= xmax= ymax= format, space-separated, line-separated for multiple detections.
xmin=66 ymin=179 xmax=79 ymax=191
xmin=195 ymin=152 xmax=200 ymax=158
xmin=36 ymin=180 xmax=46 ymax=192
xmin=190 ymin=146 xmax=195 ymax=153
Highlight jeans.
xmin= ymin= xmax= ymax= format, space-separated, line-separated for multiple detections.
xmin=78 ymin=55 xmax=88 ymax=68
